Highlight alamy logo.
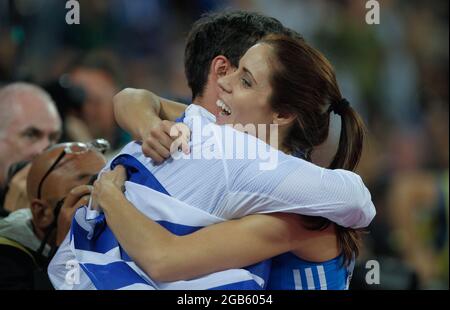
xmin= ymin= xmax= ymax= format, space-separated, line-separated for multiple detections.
xmin=365 ymin=260 xmax=380 ymax=285
xmin=168 ymin=117 xmax=280 ymax=171
xmin=66 ymin=0 xmax=80 ymax=25
xmin=365 ymin=0 xmax=380 ymax=25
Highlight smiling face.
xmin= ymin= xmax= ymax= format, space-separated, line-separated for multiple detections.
xmin=216 ymin=43 xmax=276 ymax=128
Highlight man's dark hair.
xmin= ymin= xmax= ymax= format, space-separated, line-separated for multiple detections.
xmin=184 ymin=11 xmax=289 ymax=100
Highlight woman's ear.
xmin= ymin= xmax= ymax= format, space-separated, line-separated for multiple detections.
xmin=30 ymin=199 xmax=54 ymax=230
xmin=211 ymin=55 xmax=233 ymax=78
xmin=273 ymin=111 xmax=297 ymax=127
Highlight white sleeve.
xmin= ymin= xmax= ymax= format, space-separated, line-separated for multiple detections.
xmin=223 ymin=153 xmax=375 ymax=229
xmin=48 ymin=233 xmax=95 ymax=290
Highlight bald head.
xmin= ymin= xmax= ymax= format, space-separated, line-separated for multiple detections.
xmin=27 ymin=143 xmax=106 ymax=203
xmin=0 ymin=83 xmax=58 ymax=134
xmin=0 ymin=82 xmax=62 ymax=187
xmin=26 ymin=143 xmax=106 ymax=246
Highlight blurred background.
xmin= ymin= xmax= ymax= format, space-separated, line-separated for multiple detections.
xmin=0 ymin=0 xmax=448 ymax=289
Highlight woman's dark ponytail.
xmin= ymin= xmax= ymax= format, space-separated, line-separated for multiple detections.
xmin=328 ymin=98 xmax=365 ymax=171
xmin=327 ymin=98 xmax=366 ymax=265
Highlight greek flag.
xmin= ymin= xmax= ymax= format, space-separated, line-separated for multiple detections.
xmin=68 ymin=153 xmax=271 ymax=290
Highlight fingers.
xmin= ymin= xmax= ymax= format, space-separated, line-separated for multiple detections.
xmin=169 ymin=123 xmax=191 ymax=155
xmin=157 ymin=121 xmax=178 ymax=150
xmin=112 ymin=165 xmax=127 ymax=185
xmin=180 ymin=138 xmax=190 ymax=155
xmin=142 ymin=145 xmax=166 ymax=164
xmin=64 ymin=185 xmax=93 ymax=209
xmin=97 ymin=166 xmax=127 ymax=188
xmin=141 ymin=121 xmax=175 ymax=161
xmin=56 ymin=194 xmax=90 ymax=246
xmin=141 ymin=120 xmax=191 ymax=162
xmin=91 ymin=181 xmax=101 ymax=211
xmin=170 ymin=123 xmax=191 ymax=140
xmin=90 ymin=166 xmax=127 ymax=211
xmin=176 ymin=136 xmax=190 ymax=155
xmin=177 ymin=123 xmax=191 ymax=154
xmin=112 ymin=165 xmax=126 ymax=176
xmin=170 ymin=138 xmax=184 ymax=156
xmin=145 ymin=137 xmax=171 ymax=159
xmin=70 ymin=184 xmax=94 ymax=196
xmin=71 ymin=195 xmax=91 ymax=210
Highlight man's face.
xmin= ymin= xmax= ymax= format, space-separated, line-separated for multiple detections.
xmin=0 ymin=96 xmax=61 ymax=184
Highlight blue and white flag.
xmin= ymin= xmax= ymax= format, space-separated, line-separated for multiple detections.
xmin=68 ymin=153 xmax=271 ymax=290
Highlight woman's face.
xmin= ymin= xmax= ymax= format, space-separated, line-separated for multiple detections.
xmin=216 ymin=43 xmax=275 ymax=129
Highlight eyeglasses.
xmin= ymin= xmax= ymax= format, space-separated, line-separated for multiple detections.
xmin=36 ymin=139 xmax=110 ymax=200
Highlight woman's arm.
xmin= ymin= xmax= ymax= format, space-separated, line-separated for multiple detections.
xmin=94 ymin=166 xmax=335 ymax=282
xmin=113 ymin=88 xmax=187 ymax=140
xmin=113 ymin=88 xmax=188 ymax=162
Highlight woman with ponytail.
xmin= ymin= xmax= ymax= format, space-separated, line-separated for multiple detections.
xmin=248 ymin=34 xmax=366 ymax=287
